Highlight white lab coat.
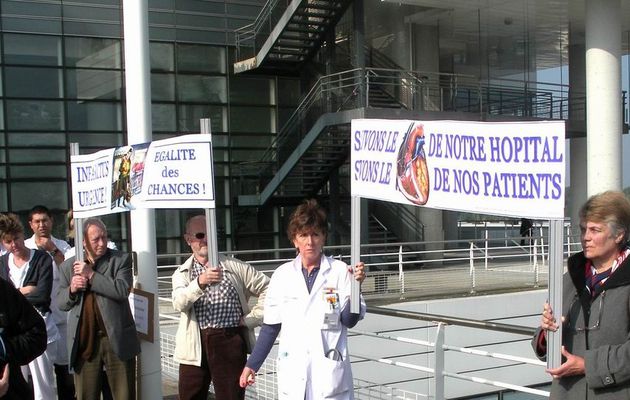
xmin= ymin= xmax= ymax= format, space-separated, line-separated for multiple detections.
xmin=265 ymin=254 xmax=366 ymax=400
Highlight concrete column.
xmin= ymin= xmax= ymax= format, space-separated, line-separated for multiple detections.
xmin=585 ymin=0 xmax=622 ymax=194
xmin=122 ymin=2 xmax=162 ymax=399
xmin=567 ymin=18 xmax=587 ymax=235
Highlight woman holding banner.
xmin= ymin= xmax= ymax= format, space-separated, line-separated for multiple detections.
xmin=533 ymin=191 xmax=630 ymax=398
xmin=239 ymin=199 xmax=366 ymax=399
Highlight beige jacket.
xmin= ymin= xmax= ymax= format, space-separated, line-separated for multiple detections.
xmin=171 ymin=254 xmax=269 ymax=366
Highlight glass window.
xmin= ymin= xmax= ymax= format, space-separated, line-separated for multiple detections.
xmin=7 ymin=132 xmax=66 ymax=147
xmin=177 ymin=105 xmax=225 ymax=133
xmin=65 ymin=37 xmax=122 ymax=69
xmin=67 ymin=101 xmax=122 ymax=131
xmin=10 ymin=181 xmax=68 ymax=210
xmin=277 ymin=78 xmax=301 ymax=106
xmin=63 ymin=22 xmax=122 ymax=37
xmin=62 ymin=4 xmax=120 ymax=22
xmin=150 ymin=42 xmax=174 ymax=71
xmin=152 ymin=103 xmax=176 ymax=131
xmin=230 ymin=77 xmax=274 ymax=105
xmin=0 ymin=184 xmax=6 ymax=210
xmin=151 ymin=73 xmax=175 ymax=101
xmin=6 ymin=100 xmax=64 ymax=130
xmin=229 ymin=106 xmax=274 ymax=133
xmin=177 ymin=44 xmax=226 ymax=73
xmin=67 ymin=132 xmax=123 ymax=148
xmin=176 ymin=0 xmax=224 ymax=13
xmin=2 ymin=1 xmax=61 ymax=17
xmin=177 ymin=75 xmax=227 ymax=103
xmin=176 ymin=30 xmax=226 ymax=46
xmin=227 ymin=3 xmax=261 ymax=18
xmin=8 ymin=148 xmax=66 ymax=163
xmin=9 ymin=165 xmax=67 ymax=179
xmin=66 ymin=69 xmax=122 ymax=100
xmin=4 ymin=34 xmax=62 ymax=66
xmin=5 ymin=67 xmax=62 ymax=98
xmin=2 ymin=17 xmax=62 ymax=35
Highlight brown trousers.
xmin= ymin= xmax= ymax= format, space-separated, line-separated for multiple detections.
xmin=178 ymin=327 xmax=247 ymax=400
xmin=74 ymin=336 xmax=135 ymax=400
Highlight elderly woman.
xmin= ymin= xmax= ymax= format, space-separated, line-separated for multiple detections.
xmin=0 ymin=213 xmax=59 ymax=400
xmin=240 ymin=199 xmax=366 ymax=399
xmin=533 ymin=191 xmax=630 ymax=398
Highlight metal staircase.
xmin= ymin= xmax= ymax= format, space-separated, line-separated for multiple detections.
xmin=237 ymin=67 xmax=484 ymax=206
xmin=234 ymin=0 xmax=353 ymax=75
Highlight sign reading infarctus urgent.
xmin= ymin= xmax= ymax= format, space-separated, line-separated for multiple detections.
xmin=71 ymin=134 xmax=215 ymax=218
xmin=350 ymin=119 xmax=565 ymax=219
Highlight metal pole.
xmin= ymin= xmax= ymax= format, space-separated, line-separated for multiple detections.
xmin=350 ymin=196 xmax=361 ymax=313
xmin=201 ymin=119 xmax=220 ymax=267
xmin=433 ymin=323 xmax=445 ymax=400
xmin=69 ymin=143 xmax=84 ymax=263
xmin=547 ymin=219 xmax=564 ymax=369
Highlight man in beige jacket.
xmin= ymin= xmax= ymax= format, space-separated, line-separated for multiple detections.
xmin=172 ymin=215 xmax=269 ymax=400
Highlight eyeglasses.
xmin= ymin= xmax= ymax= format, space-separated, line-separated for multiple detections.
xmin=567 ymin=292 xmax=605 ymax=333
xmin=191 ymin=232 xmax=205 ymax=240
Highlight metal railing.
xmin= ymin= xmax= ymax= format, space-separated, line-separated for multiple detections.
xmin=157 ymin=226 xmax=578 ymax=398
xmin=234 ymin=0 xmax=288 ymax=60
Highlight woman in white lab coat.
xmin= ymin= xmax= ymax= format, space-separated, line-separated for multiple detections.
xmin=240 ymin=199 xmax=366 ymax=399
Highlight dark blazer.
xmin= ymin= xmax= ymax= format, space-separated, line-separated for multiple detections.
xmin=57 ymin=249 xmax=140 ymax=369
xmin=0 ymin=277 xmax=47 ymax=400
xmin=0 ymin=249 xmax=53 ymax=314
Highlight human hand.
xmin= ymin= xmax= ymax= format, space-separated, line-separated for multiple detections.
xmin=198 ymin=265 xmax=222 ymax=287
xmin=73 ymin=261 xmax=94 ymax=281
xmin=239 ymin=366 xmax=256 ymax=388
xmin=0 ymin=364 xmax=9 ymax=397
xmin=35 ymin=236 xmax=55 ymax=252
xmin=19 ymin=285 xmax=36 ymax=295
xmin=70 ymin=275 xmax=88 ymax=294
xmin=546 ymin=346 xmax=586 ymax=378
xmin=349 ymin=262 xmax=366 ymax=284
xmin=541 ymin=302 xmax=560 ymax=332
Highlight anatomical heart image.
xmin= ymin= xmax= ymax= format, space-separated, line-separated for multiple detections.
xmin=396 ymin=123 xmax=429 ymax=205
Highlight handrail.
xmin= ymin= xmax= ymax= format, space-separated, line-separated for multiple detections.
xmin=368 ymin=306 xmax=536 ymax=336
xmin=234 ymin=0 xmax=286 ymax=60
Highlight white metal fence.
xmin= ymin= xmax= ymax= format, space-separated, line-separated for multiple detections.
xmin=157 ymin=226 xmax=575 ymax=399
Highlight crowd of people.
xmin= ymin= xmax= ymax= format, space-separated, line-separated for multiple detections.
xmin=0 ymin=199 xmax=366 ymax=400
xmin=4 ymin=191 xmax=629 ymax=399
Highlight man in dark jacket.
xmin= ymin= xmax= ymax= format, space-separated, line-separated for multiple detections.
xmin=58 ymin=217 xmax=140 ymax=400
xmin=0 ymin=276 xmax=47 ymax=399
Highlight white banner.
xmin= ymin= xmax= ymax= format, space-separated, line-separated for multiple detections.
xmin=350 ymin=119 xmax=565 ymax=219
xmin=71 ymin=134 xmax=215 ymax=218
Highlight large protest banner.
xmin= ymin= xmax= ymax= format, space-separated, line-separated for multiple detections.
xmin=351 ymin=119 xmax=565 ymax=219
xmin=71 ymin=134 xmax=214 ymax=218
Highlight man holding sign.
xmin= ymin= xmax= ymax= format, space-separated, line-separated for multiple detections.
xmin=172 ymin=215 xmax=269 ymax=400
xmin=57 ymin=218 xmax=140 ymax=400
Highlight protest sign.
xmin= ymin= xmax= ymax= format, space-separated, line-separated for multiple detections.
xmin=71 ymin=134 xmax=215 ymax=218
xmin=351 ymin=119 xmax=565 ymax=219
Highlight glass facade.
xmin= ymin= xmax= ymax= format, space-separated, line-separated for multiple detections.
xmin=1 ymin=0 xmax=627 ymax=256
xmin=0 ymin=0 xmax=300 ymax=254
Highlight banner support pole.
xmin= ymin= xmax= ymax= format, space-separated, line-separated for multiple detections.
xmin=350 ymin=195 xmax=361 ymax=313
xmin=547 ymin=218 xmax=564 ymax=369
xmin=200 ymin=118 xmax=219 ymax=267
xmin=69 ymin=143 xmax=84 ymax=263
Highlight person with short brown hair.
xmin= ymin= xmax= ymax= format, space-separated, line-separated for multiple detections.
xmin=0 ymin=213 xmax=58 ymax=400
xmin=240 ymin=199 xmax=366 ymax=399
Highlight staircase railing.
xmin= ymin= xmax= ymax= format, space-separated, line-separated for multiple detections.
xmin=234 ymin=0 xmax=288 ymax=60
xmin=239 ymin=67 xmax=483 ymax=177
